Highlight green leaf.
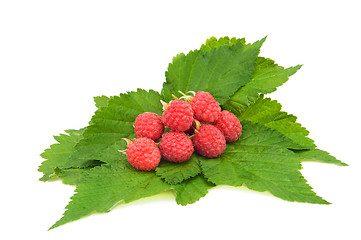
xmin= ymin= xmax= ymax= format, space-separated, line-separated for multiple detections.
xmin=201 ymin=121 xmax=329 ymax=204
xmin=49 ymin=159 xmax=171 ymax=230
xmin=237 ymin=96 xmax=315 ymax=149
xmin=39 ymin=96 xmax=114 ymax=182
xmin=39 ymin=129 xmax=85 ymax=181
xmin=162 ymin=37 xmax=266 ymax=105
xmin=200 ymin=36 xmax=246 ymax=52
xmin=40 ymin=36 xmax=346 ymax=231
xmin=223 ymin=57 xmax=302 ymax=114
xmin=66 ymin=89 xmax=163 ymax=168
xmin=53 ymin=168 xmax=89 ymax=186
xmin=94 ymin=95 xmax=109 ymax=109
xmin=294 ymin=149 xmax=347 ymax=166
xmin=173 ymin=174 xmax=215 ymax=206
xmin=156 ymin=154 xmax=203 ymax=185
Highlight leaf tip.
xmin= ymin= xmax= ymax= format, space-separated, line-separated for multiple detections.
xmin=259 ymin=35 xmax=268 ymax=44
xmin=319 ymin=199 xmax=332 ymax=205
xmin=339 ymin=162 xmax=349 ymax=167
xmin=287 ymin=64 xmax=303 ymax=76
xmin=250 ymin=35 xmax=267 ymax=52
xmin=48 ymin=221 xmax=60 ymax=231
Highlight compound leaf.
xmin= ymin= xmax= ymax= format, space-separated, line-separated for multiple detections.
xmin=223 ymin=57 xmax=302 ymax=113
xmin=201 ymin=121 xmax=329 ymax=204
xmin=162 ymin=38 xmax=265 ymax=105
xmin=50 ymin=158 xmax=171 ymax=230
xmin=295 ymin=149 xmax=347 ymax=166
xmin=66 ymin=89 xmax=163 ymax=168
xmin=39 ymin=129 xmax=84 ymax=181
xmin=40 ymin=36 xmax=346 ymax=230
xmin=237 ymin=96 xmax=315 ymax=149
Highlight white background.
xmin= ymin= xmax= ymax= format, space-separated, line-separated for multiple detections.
xmin=1 ymin=0 xmax=360 ymax=239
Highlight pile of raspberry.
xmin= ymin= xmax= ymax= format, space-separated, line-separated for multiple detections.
xmin=122 ymin=91 xmax=242 ymax=171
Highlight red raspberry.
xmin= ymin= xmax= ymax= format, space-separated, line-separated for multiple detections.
xmin=134 ymin=112 xmax=164 ymax=141
xmin=162 ymin=100 xmax=193 ymax=132
xmin=126 ymin=138 xmax=161 ymax=171
xmin=193 ymin=124 xmax=226 ymax=158
xmin=190 ymin=91 xmax=221 ymax=123
xmin=159 ymin=132 xmax=194 ymax=163
xmin=214 ymin=110 xmax=242 ymax=142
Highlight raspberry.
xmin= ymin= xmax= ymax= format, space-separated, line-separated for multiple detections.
xmin=134 ymin=112 xmax=164 ymax=141
xmin=190 ymin=91 xmax=221 ymax=123
xmin=193 ymin=124 xmax=226 ymax=158
xmin=125 ymin=138 xmax=161 ymax=171
xmin=159 ymin=132 xmax=194 ymax=163
xmin=214 ymin=110 xmax=242 ymax=142
xmin=162 ymin=100 xmax=193 ymax=132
